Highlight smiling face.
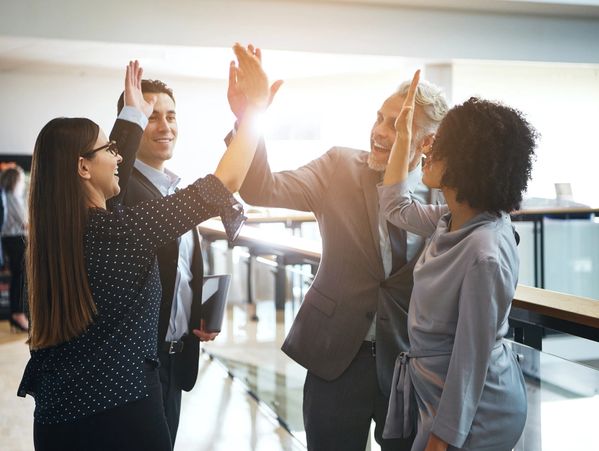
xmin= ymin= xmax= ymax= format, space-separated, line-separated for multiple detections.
xmin=369 ymin=93 xmax=424 ymax=172
xmin=137 ymin=92 xmax=178 ymax=170
xmin=81 ymin=129 xmax=123 ymax=204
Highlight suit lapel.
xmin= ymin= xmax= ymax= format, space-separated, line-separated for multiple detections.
xmin=360 ymin=164 xmax=384 ymax=277
xmin=188 ymin=230 xmax=204 ymax=332
xmin=132 ymin=168 xmax=163 ymax=199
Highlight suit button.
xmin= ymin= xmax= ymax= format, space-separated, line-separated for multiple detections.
xmin=366 ymin=311 xmax=375 ymax=320
xmin=379 ymin=281 xmax=386 ymax=288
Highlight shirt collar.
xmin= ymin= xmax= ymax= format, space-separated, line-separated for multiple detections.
xmin=134 ymin=159 xmax=181 ymax=195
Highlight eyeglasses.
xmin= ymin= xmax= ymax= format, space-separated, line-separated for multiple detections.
xmin=82 ymin=140 xmax=119 ymax=158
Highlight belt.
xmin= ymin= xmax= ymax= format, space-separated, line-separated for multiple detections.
xmin=383 ymin=350 xmax=452 ymax=440
xmin=383 ymin=342 xmax=505 ymax=440
xmin=163 ymin=340 xmax=185 ymax=354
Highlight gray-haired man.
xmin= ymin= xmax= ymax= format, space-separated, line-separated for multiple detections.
xmin=231 ymin=64 xmax=448 ymax=450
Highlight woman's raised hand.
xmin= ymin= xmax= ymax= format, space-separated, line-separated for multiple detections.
xmin=383 ymin=69 xmax=420 ymax=186
xmin=232 ymin=43 xmax=270 ymax=110
xmin=124 ymin=60 xmax=156 ymax=118
xmin=394 ymin=69 xmax=420 ymax=149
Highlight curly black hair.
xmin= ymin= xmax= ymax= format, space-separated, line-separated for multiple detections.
xmin=431 ymin=97 xmax=538 ymax=215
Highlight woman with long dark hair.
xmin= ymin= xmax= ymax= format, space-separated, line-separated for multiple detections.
xmin=379 ymin=71 xmax=536 ymax=450
xmin=18 ymin=44 xmax=270 ymax=451
xmin=0 ymin=165 xmax=28 ymax=332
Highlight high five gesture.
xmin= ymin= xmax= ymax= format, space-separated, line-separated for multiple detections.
xmin=383 ymin=69 xmax=420 ymax=186
xmin=123 ymin=60 xmax=156 ymax=118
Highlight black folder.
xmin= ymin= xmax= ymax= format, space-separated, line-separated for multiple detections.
xmin=200 ymin=274 xmax=231 ymax=333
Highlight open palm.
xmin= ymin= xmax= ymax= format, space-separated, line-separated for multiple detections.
xmin=124 ymin=60 xmax=155 ymax=118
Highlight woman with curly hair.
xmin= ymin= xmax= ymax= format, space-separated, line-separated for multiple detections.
xmin=378 ymin=71 xmax=536 ymax=451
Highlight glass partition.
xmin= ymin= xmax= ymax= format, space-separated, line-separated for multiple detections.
xmin=204 ymin=277 xmax=599 ymax=450
xmin=203 ymin=222 xmax=599 ymax=450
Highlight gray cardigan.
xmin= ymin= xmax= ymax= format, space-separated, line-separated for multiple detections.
xmin=378 ymin=181 xmax=527 ymax=450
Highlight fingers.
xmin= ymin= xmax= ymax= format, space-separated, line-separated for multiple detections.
xmin=228 ymin=60 xmax=237 ymax=85
xmin=232 ymin=42 xmax=269 ymax=107
xmin=137 ymin=64 xmax=143 ymax=90
xmin=268 ymin=79 xmax=284 ymax=105
xmin=232 ymin=44 xmax=249 ymax=73
xmin=233 ymin=44 xmax=261 ymax=82
xmin=234 ymin=43 xmax=261 ymax=69
xmin=192 ymin=328 xmax=218 ymax=341
xmin=244 ymin=43 xmax=261 ymax=62
xmin=125 ymin=60 xmax=142 ymax=89
xmin=125 ymin=61 xmax=131 ymax=87
xmin=394 ymin=69 xmax=421 ymax=132
xmin=404 ymin=69 xmax=420 ymax=107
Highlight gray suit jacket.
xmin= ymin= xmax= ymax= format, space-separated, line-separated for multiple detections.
xmin=239 ymin=144 xmax=434 ymax=395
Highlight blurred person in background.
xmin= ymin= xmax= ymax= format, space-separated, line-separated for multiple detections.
xmin=1 ymin=165 xmax=28 ymax=332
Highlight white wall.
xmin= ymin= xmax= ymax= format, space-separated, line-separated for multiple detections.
xmin=3 ymin=57 xmax=599 ymax=208
xmin=0 ymin=67 xmax=234 ymax=178
xmin=451 ymin=61 xmax=599 ymax=206
xmin=0 ymin=62 xmax=421 ymax=185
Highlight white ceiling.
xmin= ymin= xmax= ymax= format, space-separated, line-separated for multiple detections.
xmin=1 ymin=0 xmax=598 ymax=79
xmin=318 ymin=0 xmax=599 ymax=16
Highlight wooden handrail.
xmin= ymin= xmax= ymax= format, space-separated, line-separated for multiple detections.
xmin=513 ymin=285 xmax=599 ymax=329
xmin=511 ymin=207 xmax=599 ymax=216
xmin=199 ymin=219 xmax=321 ymax=260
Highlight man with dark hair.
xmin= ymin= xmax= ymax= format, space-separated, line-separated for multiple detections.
xmin=117 ymin=79 xmax=217 ymax=446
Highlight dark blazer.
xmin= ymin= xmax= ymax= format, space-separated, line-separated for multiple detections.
xmin=240 ymin=145 xmax=438 ymax=396
xmin=122 ymin=168 xmax=204 ymax=391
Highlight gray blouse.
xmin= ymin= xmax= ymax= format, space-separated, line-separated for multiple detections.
xmin=378 ymin=181 xmax=527 ymax=450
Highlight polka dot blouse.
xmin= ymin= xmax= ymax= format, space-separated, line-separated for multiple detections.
xmin=17 ymin=174 xmax=244 ymax=424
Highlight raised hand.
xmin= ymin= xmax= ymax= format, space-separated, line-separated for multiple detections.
xmin=228 ymin=44 xmax=283 ymax=120
xmin=394 ymin=69 xmax=420 ymax=150
xmin=124 ymin=60 xmax=156 ymax=118
xmin=383 ymin=69 xmax=420 ymax=186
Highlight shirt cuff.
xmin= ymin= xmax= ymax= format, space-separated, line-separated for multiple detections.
xmin=118 ymin=106 xmax=148 ymax=130
xmin=192 ymin=174 xmax=247 ymax=242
